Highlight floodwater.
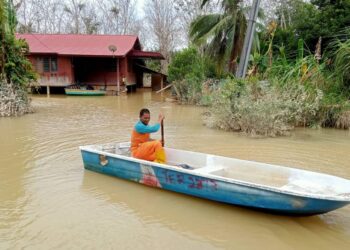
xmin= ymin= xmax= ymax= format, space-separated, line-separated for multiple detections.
xmin=1 ymin=90 xmax=350 ymax=250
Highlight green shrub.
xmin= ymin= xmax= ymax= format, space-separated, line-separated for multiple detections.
xmin=168 ymin=47 xmax=206 ymax=104
xmin=168 ymin=47 xmax=204 ymax=82
xmin=172 ymin=78 xmax=202 ymax=105
xmin=4 ymin=36 xmax=37 ymax=85
xmin=0 ymin=0 xmax=36 ymax=117
xmin=0 ymin=81 xmax=33 ymax=116
xmin=204 ymin=79 xmax=323 ymax=137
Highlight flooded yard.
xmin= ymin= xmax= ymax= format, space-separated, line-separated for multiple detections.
xmin=1 ymin=90 xmax=350 ymax=249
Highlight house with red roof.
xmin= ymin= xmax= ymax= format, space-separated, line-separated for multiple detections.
xmin=16 ymin=34 xmax=164 ymax=94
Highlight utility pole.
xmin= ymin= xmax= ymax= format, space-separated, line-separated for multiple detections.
xmin=235 ymin=0 xmax=261 ymax=78
xmin=108 ymin=45 xmax=119 ymax=95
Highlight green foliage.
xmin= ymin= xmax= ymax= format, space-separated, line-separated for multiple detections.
xmin=331 ymin=38 xmax=350 ymax=92
xmin=270 ymin=29 xmax=299 ymax=58
xmin=0 ymin=0 xmax=36 ymax=117
xmin=310 ymin=0 xmax=350 ymax=40
xmin=297 ymin=39 xmax=304 ymax=61
xmin=168 ymin=47 xmax=206 ymax=104
xmin=269 ymin=56 xmax=327 ymax=87
xmin=180 ymin=0 xmax=350 ymax=134
xmin=273 ymin=0 xmax=350 ymax=54
xmin=204 ymin=78 xmax=323 ymax=137
xmin=4 ymin=36 xmax=37 ymax=85
xmin=286 ymin=1 xmax=319 ymax=51
xmin=247 ymin=34 xmax=350 ymax=132
xmin=202 ymin=56 xmax=218 ymax=78
xmin=168 ymin=47 xmax=205 ymax=82
xmin=169 ymin=47 xmax=224 ymax=105
xmin=172 ymin=79 xmax=202 ymax=105
xmin=0 ymin=0 xmax=36 ymax=86
xmin=145 ymin=59 xmax=161 ymax=72
xmin=190 ymin=0 xmax=246 ymax=73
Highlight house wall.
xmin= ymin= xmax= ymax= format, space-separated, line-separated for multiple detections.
xmin=151 ymin=74 xmax=164 ymax=91
xmin=28 ymin=55 xmax=73 ymax=86
xmin=119 ymin=57 xmax=136 ymax=86
xmin=27 ymin=55 xmax=140 ymax=91
xmin=58 ymin=57 xmax=74 ymax=83
xmin=81 ymin=70 xmax=118 ymax=86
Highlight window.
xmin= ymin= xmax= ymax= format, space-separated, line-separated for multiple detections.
xmin=35 ymin=58 xmax=44 ymax=73
xmin=51 ymin=58 xmax=58 ymax=72
xmin=42 ymin=57 xmax=58 ymax=72
xmin=43 ymin=57 xmax=50 ymax=72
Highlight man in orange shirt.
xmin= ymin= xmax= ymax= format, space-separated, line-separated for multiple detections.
xmin=131 ymin=109 xmax=166 ymax=163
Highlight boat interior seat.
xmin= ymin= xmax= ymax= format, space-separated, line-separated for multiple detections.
xmin=98 ymin=143 xmax=131 ymax=156
xmin=192 ymin=165 xmax=225 ymax=174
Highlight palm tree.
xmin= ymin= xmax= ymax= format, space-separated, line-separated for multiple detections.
xmin=190 ymin=0 xmax=247 ymax=74
xmin=0 ymin=0 xmax=8 ymax=75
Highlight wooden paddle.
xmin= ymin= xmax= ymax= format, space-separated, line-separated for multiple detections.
xmin=161 ymin=119 xmax=164 ymax=147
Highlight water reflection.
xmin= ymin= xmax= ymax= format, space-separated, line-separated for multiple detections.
xmin=81 ymin=169 xmax=350 ymax=249
xmin=0 ymin=116 xmax=36 ymax=248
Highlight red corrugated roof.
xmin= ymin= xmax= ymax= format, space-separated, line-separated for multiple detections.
xmin=16 ymin=34 xmax=140 ymax=57
xmin=128 ymin=50 xmax=164 ymax=59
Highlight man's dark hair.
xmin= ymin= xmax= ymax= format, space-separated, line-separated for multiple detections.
xmin=139 ymin=108 xmax=150 ymax=117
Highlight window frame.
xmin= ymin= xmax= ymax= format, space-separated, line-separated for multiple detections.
xmin=41 ymin=56 xmax=58 ymax=73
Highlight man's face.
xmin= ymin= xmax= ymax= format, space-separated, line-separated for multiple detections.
xmin=140 ymin=113 xmax=150 ymax=125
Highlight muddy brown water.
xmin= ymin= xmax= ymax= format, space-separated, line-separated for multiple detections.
xmin=1 ymin=90 xmax=350 ymax=249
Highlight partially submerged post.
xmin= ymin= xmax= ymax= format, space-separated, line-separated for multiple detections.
xmin=235 ymin=0 xmax=261 ymax=78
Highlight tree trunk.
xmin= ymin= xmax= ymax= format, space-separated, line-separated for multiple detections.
xmin=229 ymin=30 xmax=241 ymax=73
xmin=228 ymin=1 xmax=242 ymax=73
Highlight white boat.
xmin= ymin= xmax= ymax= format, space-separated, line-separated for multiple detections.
xmin=80 ymin=142 xmax=350 ymax=215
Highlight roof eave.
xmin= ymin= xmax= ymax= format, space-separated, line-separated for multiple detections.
xmin=26 ymin=52 xmax=127 ymax=58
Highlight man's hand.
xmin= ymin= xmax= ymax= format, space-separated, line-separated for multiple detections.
xmin=158 ymin=113 xmax=165 ymax=123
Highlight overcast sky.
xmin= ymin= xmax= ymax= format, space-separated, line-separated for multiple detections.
xmin=135 ymin=0 xmax=145 ymax=18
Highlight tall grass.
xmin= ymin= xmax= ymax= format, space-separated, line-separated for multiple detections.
xmin=332 ymin=39 xmax=350 ymax=92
